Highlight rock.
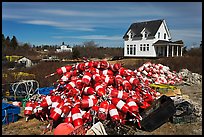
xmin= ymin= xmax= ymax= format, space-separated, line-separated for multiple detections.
xmin=178 ymin=69 xmax=202 ymax=85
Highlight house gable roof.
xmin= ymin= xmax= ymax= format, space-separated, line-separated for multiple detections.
xmin=123 ymin=19 xmax=163 ymax=39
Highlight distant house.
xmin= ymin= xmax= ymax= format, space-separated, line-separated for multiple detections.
xmin=17 ymin=57 xmax=33 ymax=67
xmin=41 ymin=56 xmax=60 ymax=62
xmin=17 ymin=56 xmax=41 ymax=68
xmin=123 ymin=19 xmax=184 ymax=57
xmin=56 ymin=42 xmax=72 ymax=52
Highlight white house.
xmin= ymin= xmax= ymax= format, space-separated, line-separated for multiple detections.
xmin=16 ymin=56 xmax=41 ymax=68
xmin=123 ymin=19 xmax=184 ymax=57
xmin=56 ymin=42 xmax=72 ymax=52
xmin=17 ymin=57 xmax=33 ymax=68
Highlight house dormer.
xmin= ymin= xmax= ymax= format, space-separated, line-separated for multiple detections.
xmin=141 ymin=28 xmax=151 ymax=39
xmin=127 ymin=30 xmax=135 ymax=40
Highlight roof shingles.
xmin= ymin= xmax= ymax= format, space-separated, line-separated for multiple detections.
xmin=123 ymin=19 xmax=163 ymax=39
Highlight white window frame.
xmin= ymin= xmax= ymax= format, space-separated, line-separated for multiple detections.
xmin=147 ymin=44 xmax=149 ymax=51
xmin=127 ymin=45 xmax=129 ymax=55
xmin=140 ymin=44 xmax=143 ymax=51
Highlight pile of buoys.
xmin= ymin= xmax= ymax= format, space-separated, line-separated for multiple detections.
xmin=135 ymin=62 xmax=183 ymax=85
xmin=24 ymin=59 xmax=183 ymax=132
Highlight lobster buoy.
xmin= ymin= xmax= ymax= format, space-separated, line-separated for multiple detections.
xmin=126 ymin=76 xmax=140 ymax=86
xmin=111 ymin=63 xmax=121 ymax=71
xmin=85 ymin=61 xmax=94 ymax=69
xmin=82 ymin=110 xmax=92 ymax=123
xmin=89 ymin=67 xmax=100 ymax=75
xmin=118 ymin=67 xmax=126 ymax=76
xmin=110 ymin=89 xmax=129 ymax=100
xmin=82 ymin=72 xmax=92 ymax=85
xmin=103 ymin=75 xmax=114 ymax=85
xmin=99 ymin=60 xmax=110 ymax=69
xmin=80 ymin=98 xmax=98 ymax=108
xmin=50 ymin=96 xmax=62 ymax=113
xmin=83 ymin=87 xmax=95 ymax=95
xmin=71 ymin=107 xmax=84 ymax=127
xmin=115 ymin=74 xmax=123 ymax=85
xmin=98 ymin=101 xmax=109 ymax=120
xmin=95 ymin=83 xmax=106 ymax=97
xmin=59 ymin=75 xmax=69 ymax=85
xmin=122 ymin=80 xmax=132 ymax=91
xmin=68 ymin=88 xmax=80 ymax=97
xmin=34 ymin=105 xmax=43 ymax=116
xmin=142 ymin=93 xmax=154 ymax=104
xmin=111 ymin=98 xmax=129 ymax=113
xmin=92 ymin=73 xmax=103 ymax=83
xmin=24 ymin=101 xmax=34 ymax=116
xmin=64 ymin=71 xmax=73 ymax=79
xmin=82 ymin=94 xmax=97 ymax=100
xmin=40 ymin=96 xmax=52 ymax=108
xmin=64 ymin=111 xmax=72 ymax=124
xmin=126 ymin=98 xmax=139 ymax=113
xmin=101 ymin=69 xmax=113 ymax=76
xmin=50 ymin=101 xmax=64 ymax=121
xmin=76 ymin=79 xmax=83 ymax=90
xmin=75 ymin=63 xmax=85 ymax=72
xmin=138 ymin=65 xmax=144 ymax=72
xmin=45 ymin=65 xmax=72 ymax=78
xmin=65 ymin=81 xmax=76 ymax=91
xmin=73 ymin=97 xmax=81 ymax=108
xmin=61 ymin=105 xmax=71 ymax=118
xmin=108 ymin=104 xmax=120 ymax=121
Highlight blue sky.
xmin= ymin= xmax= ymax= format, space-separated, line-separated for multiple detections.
xmin=2 ymin=2 xmax=202 ymax=48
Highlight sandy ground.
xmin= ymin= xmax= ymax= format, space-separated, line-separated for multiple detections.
xmin=2 ymin=83 xmax=202 ymax=135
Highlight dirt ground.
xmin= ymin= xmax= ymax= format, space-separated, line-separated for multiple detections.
xmin=2 ymin=83 xmax=202 ymax=135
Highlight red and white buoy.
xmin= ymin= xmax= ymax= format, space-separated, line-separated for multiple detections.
xmin=80 ymin=98 xmax=98 ymax=108
xmin=40 ymin=96 xmax=53 ymax=108
xmin=98 ymin=101 xmax=109 ymax=120
xmin=122 ymin=80 xmax=132 ymax=91
xmin=50 ymin=101 xmax=64 ymax=121
xmin=83 ymin=86 xmax=95 ymax=95
xmin=64 ymin=111 xmax=72 ymax=124
xmin=82 ymin=72 xmax=92 ymax=85
xmin=110 ymin=89 xmax=129 ymax=101
xmin=110 ymin=63 xmax=121 ymax=72
xmin=111 ymin=98 xmax=129 ymax=114
xmin=115 ymin=74 xmax=123 ymax=85
xmin=95 ymin=83 xmax=106 ymax=97
xmin=108 ymin=104 xmax=120 ymax=121
xmin=65 ymin=81 xmax=76 ymax=91
xmin=24 ymin=101 xmax=35 ymax=121
xmin=126 ymin=76 xmax=140 ymax=86
xmin=126 ymin=98 xmax=139 ymax=113
xmin=71 ymin=107 xmax=84 ymax=127
xmin=45 ymin=65 xmax=72 ymax=78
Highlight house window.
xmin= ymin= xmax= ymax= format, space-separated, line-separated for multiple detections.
xmin=147 ymin=44 xmax=149 ymax=51
xmin=140 ymin=44 xmax=143 ymax=51
xmin=131 ymin=33 xmax=133 ymax=38
xmin=158 ymin=32 xmax=160 ymax=39
xmin=133 ymin=45 xmax=136 ymax=55
xmin=145 ymin=32 xmax=148 ymax=38
xmin=127 ymin=45 xmax=129 ymax=55
xmin=164 ymin=33 xmax=166 ymax=39
xmin=130 ymin=45 xmax=133 ymax=55
xmin=143 ymin=44 xmax=146 ymax=51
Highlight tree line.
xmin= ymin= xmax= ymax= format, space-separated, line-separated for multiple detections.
xmin=2 ymin=34 xmax=124 ymax=60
